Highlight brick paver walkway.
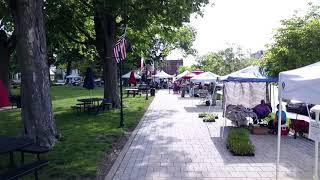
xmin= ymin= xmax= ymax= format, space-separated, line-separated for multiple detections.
xmin=107 ymin=90 xmax=318 ymax=180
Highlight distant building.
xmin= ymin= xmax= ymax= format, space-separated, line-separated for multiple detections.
xmin=162 ymin=59 xmax=183 ymax=75
xmin=251 ymin=50 xmax=264 ymax=59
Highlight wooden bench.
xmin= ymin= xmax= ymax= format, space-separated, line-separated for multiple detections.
xmin=0 ymin=160 xmax=49 ymax=180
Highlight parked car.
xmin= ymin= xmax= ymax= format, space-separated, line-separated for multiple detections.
xmin=286 ymin=102 xmax=315 ymax=119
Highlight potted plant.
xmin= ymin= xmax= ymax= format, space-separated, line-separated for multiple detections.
xmin=203 ymin=114 xmax=218 ymax=122
xmin=226 ymin=128 xmax=255 ymax=156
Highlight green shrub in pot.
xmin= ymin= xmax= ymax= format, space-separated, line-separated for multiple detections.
xmin=226 ymin=128 xmax=255 ymax=156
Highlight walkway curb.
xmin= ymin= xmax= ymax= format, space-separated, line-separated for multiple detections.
xmin=104 ymin=99 xmax=154 ymax=180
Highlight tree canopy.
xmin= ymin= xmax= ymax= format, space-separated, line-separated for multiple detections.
xmin=196 ymin=47 xmax=256 ymax=76
xmin=262 ymin=4 xmax=320 ymax=76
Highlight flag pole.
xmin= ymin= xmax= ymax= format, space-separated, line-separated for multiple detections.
xmin=119 ymin=0 xmax=127 ymax=128
xmin=119 ymin=55 xmax=124 ymax=128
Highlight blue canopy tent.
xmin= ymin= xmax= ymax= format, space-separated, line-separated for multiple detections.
xmin=219 ymin=65 xmax=278 ymax=83
xmin=220 ymin=66 xmax=278 ymax=137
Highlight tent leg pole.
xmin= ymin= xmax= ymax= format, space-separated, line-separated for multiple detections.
xmin=222 ymin=116 xmax=226 ymax=139
xmin=314 ymin=111 xmax=320 ymax=180
xmin=276 ymin=96 xmax=283 ymax=180
xmin=273 ymin=85 xmax=275 ymax=112
xmin=221 ymin=83 xmax=226 ymax=139
xmin=315 ymin=140 xmax=319 ymax=180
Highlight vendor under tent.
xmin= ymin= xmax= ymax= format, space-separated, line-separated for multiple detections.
xmin=176 ymin=70 xmax=190 ymax=80
xmin=153 ymin=70 xmax=173 ymax=79
xmin=122 ymin=71 xmax=141 ymax=79
xmin=277 ymin=62 xmax=320 ymax=179
xmin=221 ymin=65 xmax=277 ymax=136
xmin=190 ymin=72 xmax=220 ymax=83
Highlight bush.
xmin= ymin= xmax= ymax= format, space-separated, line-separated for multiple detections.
xmin=262 ymin=112 xmax=291 ymax=126
xmin=203 ymin=114 xmax=218 ymax=122
xmin=261 ymin=113 xmax=275 ymax=123
xmin=198 ymin=112 xmax=209 ymax=118
xmin=227 ymin=128 xmax=255 ymax=156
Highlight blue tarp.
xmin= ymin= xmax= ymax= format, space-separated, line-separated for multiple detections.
xmin=219 ymin=65 xmax=278 ymax=83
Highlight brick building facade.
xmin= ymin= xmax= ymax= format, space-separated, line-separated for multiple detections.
xmin=162 ymin=59 xmax=183 ymax=75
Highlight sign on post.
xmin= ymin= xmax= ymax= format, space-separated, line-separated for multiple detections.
xmin=309 ymin=120 xmax=320 ymax=141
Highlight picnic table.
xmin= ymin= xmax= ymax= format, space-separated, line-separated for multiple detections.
xmin=125 ymin=88 xmax=140 ymax=97
xmin=74 ymin=98 xmax=111 ymax=113
xmin=0 ymin=136 xmax=33 ymax=167
xmin=0 ymin=136 xmax=49 ymax=180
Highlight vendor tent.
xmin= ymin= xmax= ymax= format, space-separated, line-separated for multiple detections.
xmin=279 ymin=62 xmax=320 ymax=104
xmin=176 ymin=70 xmax=190 ymax=80
xmin=153 ymin=70 xmax=173 ymax=79
xmin=277 ymin=62 xmax=320 ymax=179
xmin=221 ymin=66 xmax=277 ymax=138
xmin=182 ymin=72 xmax=197 ymax=79
xmin=66 ymin=74 xmax=81 ymax=79
xmin=221 ymin=65 xmax=277 ymax=108
xmin=192 ymin=69 xmax=204 ymax=75
xmin=191 ymin=72 xmax=220 ymax=83
xmin=122 ymin=71 xmax=141 ymax=79
xmin=219 ymin=65 xmax=278 ymax=82
xmin=0 ymin=80 xmax=10 ymax=108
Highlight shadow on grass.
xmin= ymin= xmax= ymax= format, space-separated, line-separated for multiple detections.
xmin=0 ymin=93 xmax=153 ymax=180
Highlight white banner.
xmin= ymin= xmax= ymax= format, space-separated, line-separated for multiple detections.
xmin=309 ymin=119 xmax=320 ymax=141
xmin=224 ymin=82 xmax=267 ymax=108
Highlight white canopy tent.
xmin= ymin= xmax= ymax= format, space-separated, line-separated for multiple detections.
xmin=49 ymin=69 xmax=55 ymax=75
xmin=277 ymin=62 xmax=320 ymax=179
xmin=153 ymin=70 xmax=173 ymax=79
xmin=122 ymin=71 xmax=141 ymax=79
xmin=190 ymin=72 xmax=220 ymax=83
xmin=176 ymin=70 xmax=190 ymax=80
xmin=66 ymin=74 xmax=81 ymax=79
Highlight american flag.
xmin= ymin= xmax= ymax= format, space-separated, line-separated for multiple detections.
xmin=113 ymin=37 xmax=126 ymax=63
xmin=140 ymin=57 xmax=144 ymax=71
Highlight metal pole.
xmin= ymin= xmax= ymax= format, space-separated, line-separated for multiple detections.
xmin=315 ymin=111 xmax=319 ymax=180
xmin=222 ymin=83 xmax=227 ymax=139
xmin=276 ymin=91 xmax=283 ymax=180
xmin=119 ymin=58 xmax=124 ymax=128
xmin=315 ymin=141 xmax=319 ymax=180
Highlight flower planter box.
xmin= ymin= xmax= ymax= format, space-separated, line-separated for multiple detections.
xmin=250 ymin=126 xmax=269 ymax=135
xmin=226 ymin=128 xmax=255 ymax=156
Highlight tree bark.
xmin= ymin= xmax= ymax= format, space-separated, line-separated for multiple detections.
xmin=10 ymin=0 xmax=58 ymax=147
xmin=93 ymin=4 xmax=120 ymax=107
xmin=0 ymin=30 xmax=13 ymax=90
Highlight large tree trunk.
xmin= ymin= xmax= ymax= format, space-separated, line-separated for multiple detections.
xmin=0 ymin=30 xmax=13 ymax=90
xmin=11 ymin=0 xmax=58 ymax=147
xmin=93 ymin=4 xmax=120 ymax=107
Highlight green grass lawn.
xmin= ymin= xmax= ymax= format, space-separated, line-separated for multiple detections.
xmin=0 ymin=86 xmax=153 ymax=179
